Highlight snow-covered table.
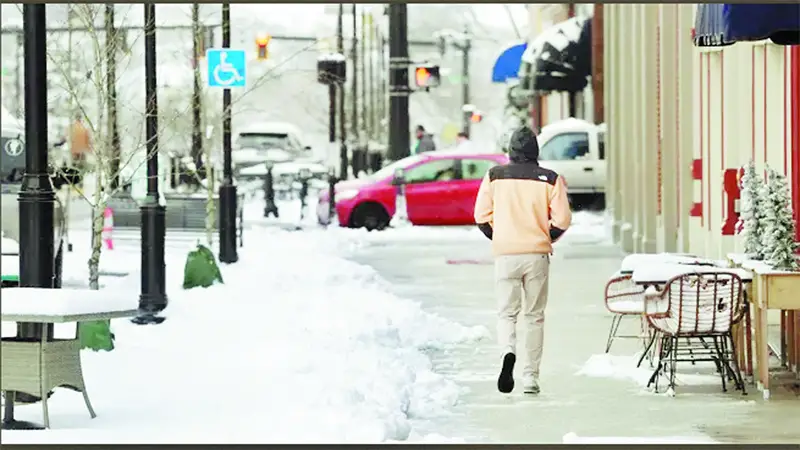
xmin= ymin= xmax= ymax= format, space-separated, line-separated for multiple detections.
xmin=631 ymin=263 xmax=753 ymax=286
xmin=726 ymin=254 xmax=800 ymax=400
xmin=1 ymin=288 xmax=138 ymax=429
xmin=618 ymin=253 xmax=719 ymax=274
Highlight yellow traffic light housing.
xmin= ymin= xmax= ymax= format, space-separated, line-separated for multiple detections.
xmin=256 ymin=35 xmax=271 ymax=60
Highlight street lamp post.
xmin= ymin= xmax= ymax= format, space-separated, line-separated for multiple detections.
xmin=218 ymin=2 xmax=238 ymax=264
xmin=133 ymin=3 xmax=168 ymax=325
xmin=2 ymin=4 xmax=55 ymax=430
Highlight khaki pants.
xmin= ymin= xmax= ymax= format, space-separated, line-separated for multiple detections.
xmin=495 ymin=253 xmax=550 ymax=379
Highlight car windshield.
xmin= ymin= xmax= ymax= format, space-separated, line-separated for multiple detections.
xmin=236 ymin=133 xmax=291 ymax=150
xmin=370 ymin=155 xmax=426 ymax=180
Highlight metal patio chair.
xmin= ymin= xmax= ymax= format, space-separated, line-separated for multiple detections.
xmin=645 ymin=271 xmax=747 ymax=396
xmin=604 ymin=273 xmax=658 ymax=366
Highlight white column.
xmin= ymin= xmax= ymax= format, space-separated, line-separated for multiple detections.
xmin=640 ymin=4 xmax=659 ymax=253
xmin=606 ymin=5 xmax=620 ymax=243
xmin=619 ymin=5 xmax=635 ymax=253
xmin=630 ymin=4 xmax=644 ymax=253
xmin=677 ymin=4 xmax=695 ymax=253
xmin=659 ymin=5 xmax=679 ymax=253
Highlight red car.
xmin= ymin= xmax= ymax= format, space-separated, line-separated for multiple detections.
xmin=317 ymin=152 xmax=509 ymax=230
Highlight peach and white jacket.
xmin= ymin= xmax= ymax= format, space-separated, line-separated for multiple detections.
xmin=473 ymin=162 xmax=572 ymax=256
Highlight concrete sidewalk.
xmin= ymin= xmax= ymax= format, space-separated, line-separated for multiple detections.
xmin=352 ymin=238 xmax=799 ymax=444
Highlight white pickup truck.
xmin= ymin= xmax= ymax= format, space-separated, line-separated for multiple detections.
xmin=536 ymin=118 xmax=606 ymax=209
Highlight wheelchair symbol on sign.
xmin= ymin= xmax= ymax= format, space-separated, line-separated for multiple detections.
xmin=213 ymin=52 xmax=243 ymax=87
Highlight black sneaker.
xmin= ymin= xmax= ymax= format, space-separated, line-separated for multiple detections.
xmin=497 ymin=353 xmax=516 ymax=393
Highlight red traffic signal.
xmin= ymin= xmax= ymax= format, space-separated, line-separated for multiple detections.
xmin=414 ymin=65 xmax=440 ymax=89
xmin=256 ymin=35 xmax=271 ymax=60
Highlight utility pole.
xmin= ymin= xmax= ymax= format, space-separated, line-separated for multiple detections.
xmin=134 ymin=3 xmax=168 ymax=325
xmin=218 ymin=2 xmax=238 ymax=264
xmin=191 ymin=3 xmax=205 ymax=178
xmin=105 ymin=4 xmax=121 ymax=189
xmin=364 ymin=11 xmax=373 ymax=143
xmin=378 ymin=32 xmax=387 ymax=144
xmin=337 ymin=4 xmax=348 ymax=179
xmin=388 ymin=4 xmax=410 ymax=161
xmin=351 ymin=4 xmax=358 ymax=143
xmin=461 ymin=25 xmax=472 ymax=136
xmin=360 ymin=9 xmax=368 ymax=144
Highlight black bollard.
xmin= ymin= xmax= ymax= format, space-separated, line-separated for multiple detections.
xmin=263 ymin=161 xmax=279 ymax=218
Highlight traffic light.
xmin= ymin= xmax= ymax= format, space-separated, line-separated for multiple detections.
xmin=470 ymin=112 xmax=483 ymax=123
xmin=256 ymin=35 xmax=271 ymax=60
xmin=414 ymin=64 xmax=440 ymax=89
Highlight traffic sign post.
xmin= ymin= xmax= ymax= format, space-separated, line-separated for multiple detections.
xmin=206 ymin=48 xmax=247 ymax=88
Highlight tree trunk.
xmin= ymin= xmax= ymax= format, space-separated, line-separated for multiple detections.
xmin=105 ymin=4 xmax=121 ymax=189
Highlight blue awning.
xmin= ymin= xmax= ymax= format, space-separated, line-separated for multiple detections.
xmin=491 ymin=43 xmax=527 ymax=83
xmin=694 ymin=4 xmax=800 ymax=47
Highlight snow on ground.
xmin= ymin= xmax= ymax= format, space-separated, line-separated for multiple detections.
xmin=562 ymin=432 xmax=719 ymax=444
xmin=576 ymin=353 xmax=733 ymax=391
xmin=2 ymin=220 xmax=488 ymax=444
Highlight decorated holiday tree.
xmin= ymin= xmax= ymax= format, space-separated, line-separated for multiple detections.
xmin=738 ymin=160 xmax=765 ymax=258
xmin=759 ymin=167 xmax=799 ymax=271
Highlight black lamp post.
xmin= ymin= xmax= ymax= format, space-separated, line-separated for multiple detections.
xmin=263 ymin=160 xmax=278 ymax=218
xmin=2 ymin=4 xmax=55 ymax=431
xmin=218 ymin=2 xmax=238 ymax=264
xmin=133 ymin=3 xmax=168 ymax=325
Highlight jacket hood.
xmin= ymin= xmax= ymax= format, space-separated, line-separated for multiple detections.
xmin=507 ymin=126 xmax=540 ymax=163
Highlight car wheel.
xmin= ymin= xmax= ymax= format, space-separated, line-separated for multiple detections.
xmin=53 ymin=242 xmax=64 ymax=288
xmin=349 ymin=203 xmax=390 ymax=231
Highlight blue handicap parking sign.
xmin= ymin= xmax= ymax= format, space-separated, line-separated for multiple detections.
xmin=206 ymin=48 xmax=247 ymax=88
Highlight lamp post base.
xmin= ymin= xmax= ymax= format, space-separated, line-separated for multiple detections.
xmin=136 ymin=200 xmax=168 ymax=325
xmin=1 ymin=419 xmax=46 ymax=430
xmin=218 ymin=183 xmax=239 ymax=264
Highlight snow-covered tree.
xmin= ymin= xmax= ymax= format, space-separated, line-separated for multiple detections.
xmin=760 ymin=167 xmax=799 ymax=271
xmin=738 ymin=160 xmax=765 ymax=258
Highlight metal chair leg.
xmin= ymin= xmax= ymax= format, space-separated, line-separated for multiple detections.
xmin=637 ymin=330 xmax=657 ymax=368
xmin=605 ymin=314 xmax=622 ymax=353
xmin=726 ymin=332 xmax=748 ymax=395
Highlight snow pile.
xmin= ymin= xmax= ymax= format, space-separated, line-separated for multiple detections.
xmin=553 ymin=210 xmax=612 ymax=246
xmin=3 ymin=228 xmax=485 ymax=444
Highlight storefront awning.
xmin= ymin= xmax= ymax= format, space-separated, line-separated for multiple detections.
xmin=491 ymin=43 xmax=528 ymax=83
xmin=520 ymin=16 xmax=592 ymax=94
xmin=693 ymin=4 xmax=800 ymax=47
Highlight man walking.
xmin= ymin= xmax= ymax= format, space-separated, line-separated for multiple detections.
xmin=414 ymin=125 xmax=436 ymax=154
xmin=473 ymin=126 xmax=572 ymax=394
xmin=68 ymin=113 xmax=92 ymax=173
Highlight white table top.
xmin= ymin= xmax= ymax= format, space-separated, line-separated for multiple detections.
xmin=632 ymin=263 xmax=753 ymax=284
xmin=1 ymin=287 xmax=138 ymax=323
xmin=619 ymin=253 xmax=716 ymax=273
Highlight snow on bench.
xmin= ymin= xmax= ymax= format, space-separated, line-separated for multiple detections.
xmin=1 ymin=287 xmax=138 ymax=323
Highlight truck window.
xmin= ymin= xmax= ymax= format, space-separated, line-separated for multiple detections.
xmin=539 ymin=132 xmax=590 ymax=161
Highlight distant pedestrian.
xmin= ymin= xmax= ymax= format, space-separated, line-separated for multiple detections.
xmin=455 ymin=130 xmax=475 ymax=152
xmin=68 ymin=113 xmax=92 ymax=172
xmin=473 ymin=125 xmax=572 ymax=395
xmin=414 ymin=125 xmax=436 ymax=154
